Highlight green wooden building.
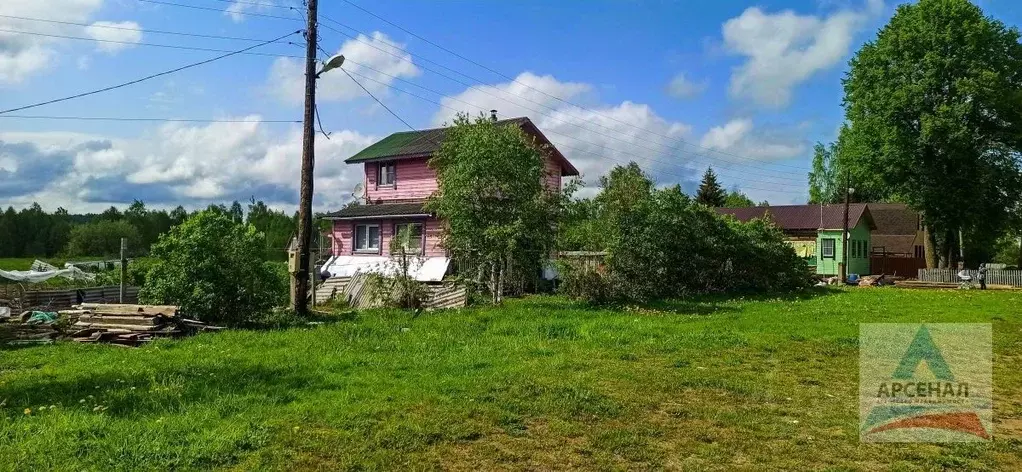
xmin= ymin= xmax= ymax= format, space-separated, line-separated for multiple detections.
xmin=716 ymin=204 xmax=877 ymax=276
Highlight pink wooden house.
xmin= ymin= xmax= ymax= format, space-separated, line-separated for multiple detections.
xmin=321 ymin=116 xmax=578 ymax=281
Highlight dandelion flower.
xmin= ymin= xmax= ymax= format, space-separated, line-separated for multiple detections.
xmin=23 ymin=408 xmax=31 ymax=415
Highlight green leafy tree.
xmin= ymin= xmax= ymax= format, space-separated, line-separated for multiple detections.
xmin=695 ymin=167 xmax=726 ymax=207
xmin=841 ymin=0 xmax=1022 ymax=267
xmin=807 ymin=142 xmax=839 ymax=204
xmin=65 ymin=220 xmax=141 ymax=258
xmin=723 ymin=190 xmax=755 ymax=208
xmin=427 ymin=113 xmax=559 ymax=303
xmin=139 ymin=208 xmax=286 ymax=324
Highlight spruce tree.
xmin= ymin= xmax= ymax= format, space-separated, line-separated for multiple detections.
xmin=695 ymin=167 xmax=726 ymax=207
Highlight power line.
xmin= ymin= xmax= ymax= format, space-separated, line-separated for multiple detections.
xmin=137 ymin=0 xmax=812 ymax=181
xmin=333 ymin=1 xmax=812 ymax=172
xmin=0 ymin=13 xmax=271 ymax=42
xmin=0 ymin=30 xmax=299 ymax=115
xmin=136 ymin=0 xmax=299 ymax=21
xmin=341 ymin=68 xmax=417 ymax=132
xmin=200 ymin=0 xmax=294 ymax=10
xmin=317 ymin=19 xmax=809 ymax=183
xmin=338 ymin=56 xmax=806 ymax=189
xmin=338 ymin=67 xmax=806 ymax=194
xmin=0 ymin=115 xmax=300 ymax=123
xmin=1 ymin=28 xmax=305 ymax=59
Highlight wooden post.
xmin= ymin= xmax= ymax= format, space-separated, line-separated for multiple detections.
xmin=119 ymin=237 xmax=127 ymax=303
xmin=292 ymin=0 xmax=319 ymax=316
xmin=840 ymin=171 xmax=850 ymax=281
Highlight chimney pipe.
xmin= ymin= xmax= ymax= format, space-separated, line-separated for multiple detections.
xmin=490 ymin=109 xmax=498 ymax=122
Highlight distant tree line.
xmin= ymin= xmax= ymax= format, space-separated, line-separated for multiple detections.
xmin=0 ymin=199 xmax=297 ymax=261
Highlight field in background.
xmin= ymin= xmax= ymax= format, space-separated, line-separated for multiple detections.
xmin=1 ymin=289 xmax=1020 ymax=470
xmin=0 ymin=257 xmax=111 ymax=271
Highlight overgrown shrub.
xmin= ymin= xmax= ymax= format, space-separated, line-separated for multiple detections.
xmin=139 ymin=209 xmax=287 ymax=324
xmin=557 ymin=263 xmax=613 ymax=305
xmin=558 ymin=164 xmax=813 ymax=304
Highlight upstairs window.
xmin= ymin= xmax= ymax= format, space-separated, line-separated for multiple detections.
xmin=354 ymin=224 xmax=380 ymax=252
xmin=377 ymin=162 xmax=396 ymax=187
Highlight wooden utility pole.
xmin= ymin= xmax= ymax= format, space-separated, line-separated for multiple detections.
xmin=291 ymin=0 xmax=319 ymax=315
xmin=840 ymin=171 xmax=850 ymax=281
xmin=119 ymin=238 xmax=127 ymax=303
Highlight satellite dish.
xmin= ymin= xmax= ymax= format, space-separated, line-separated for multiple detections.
xmin=351 ymin=182 xmax=366 ymax=203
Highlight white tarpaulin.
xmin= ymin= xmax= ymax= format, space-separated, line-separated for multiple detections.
xmin=323 ymin=256 xmax=451 ymax=282
xmin=0 ymin=260 xmax=96 ymax=283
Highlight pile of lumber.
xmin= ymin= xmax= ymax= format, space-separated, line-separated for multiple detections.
xmin=60 ymin=303 xmax=222 ymax=347
xmin=0 ymin=321 xmax=58 ymax=345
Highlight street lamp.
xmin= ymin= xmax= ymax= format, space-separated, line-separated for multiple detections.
xmin=316 ymin=54 xmax=345 ymax=78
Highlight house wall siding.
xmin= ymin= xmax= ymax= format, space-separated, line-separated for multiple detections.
xmin=365 ymin=158 xmax=438 ymax=202
xmin=544 ymin=155 xmax=562 ymax=192
xmin=331 ymin=217 xmax=444 ymax=257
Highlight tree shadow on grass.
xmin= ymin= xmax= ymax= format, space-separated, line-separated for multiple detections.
xmin=644 ymin=287 xmax=842 ymax=315
xmin=0 ymin=361 xmax=342 ymax=418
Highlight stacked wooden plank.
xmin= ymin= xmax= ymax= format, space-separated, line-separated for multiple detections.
xmin=0 ymin=321 xmax=58 ymax=345
xmin=62 ymin=303 xmax=221 ymax=347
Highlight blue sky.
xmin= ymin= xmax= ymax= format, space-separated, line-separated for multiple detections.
xmin=2 ymin=0 xmax=1020 ymax=212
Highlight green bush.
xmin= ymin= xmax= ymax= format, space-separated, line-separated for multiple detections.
xmin=557 ymin=165 xmax=813 ymax=305
xmin=557 ymin=264 xmax=614 ymax=306
xmin=138 ymin=209 xmax=287 ymax=324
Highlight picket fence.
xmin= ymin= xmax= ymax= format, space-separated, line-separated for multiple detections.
xmin=918 ymin=269 xmax=1022 ymax=287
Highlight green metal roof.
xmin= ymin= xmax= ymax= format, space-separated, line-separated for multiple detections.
xmin=346 ymin=118 xmax=528 ymax=164
xmin=344 ymin=117 xmax=578 ymax=176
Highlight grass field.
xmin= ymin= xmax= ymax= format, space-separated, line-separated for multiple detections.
xmin=1 ymin=288 xmax=1020 ymax=470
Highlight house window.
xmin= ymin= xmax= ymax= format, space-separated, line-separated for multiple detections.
xmin=821 ymin=238 xmax=836 ymax=259
xmin=377 ymin=162 xmax=396 ymax=187
xmin=394 ymin=222 xmax=424 ymax=253
xmin=915 ymin=245 xmax=924 ymax=259
xmin=354 ymin=224 xmax=380 ymax=252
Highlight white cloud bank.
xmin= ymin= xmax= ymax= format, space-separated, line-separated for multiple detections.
xmin=722 ymin=0 xmax=883 ymax=107
xmin=0 ymin=120 xmax=376 ymax=212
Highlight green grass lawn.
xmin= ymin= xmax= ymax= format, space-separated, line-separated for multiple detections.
xmin=1 ymin=288 xmax=1020 ymax=470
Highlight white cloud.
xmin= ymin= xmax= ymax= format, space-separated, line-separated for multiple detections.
xmin=0 ymin=0 xmax=105 ymax=83
xmin=699 ymin=118 xmax=806 ymax=161
xmin=224 ymin=0 xmax=275 ymax=23
xmin=721 ymin=1 xmax=881 ymax=107
xmin=0 ymin=120 xmax=376 ymax=212
xmin=266 ymin=32 xmax=420 ymax=106
xmin=431 ymin=72 xmax=592 ymax=126
xmin=665 ymin=73 xmax=706 ymax=99
xmin=84 ymin=21 xmax=143 ymax=53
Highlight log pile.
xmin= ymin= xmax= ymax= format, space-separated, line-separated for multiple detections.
xmin=60 ymin=303 xmax=222 ymax=347
xmin=0 ymin=322 xmax=59 ymax=345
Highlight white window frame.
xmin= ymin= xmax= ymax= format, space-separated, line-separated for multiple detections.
xmin=393 ymin=222 xmax=424 ymax=254
xmin=377 ymin=161 xmax=396 ymax=188
xmin=821 ymin=238 xmax=836 ymax=259
xmin=354 ymin=224 xmax=381 ymax=253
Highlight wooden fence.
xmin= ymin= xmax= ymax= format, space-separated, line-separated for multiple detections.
xmin=317 ymin=274 xmax=466 ymax=310
xmin=918 ymin=269 xmax=1022 ymax=287
xmin=870 ymin=255 xmax=926 ymax=276
xmin=0 ymin=285 xmax=138 ymax=312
